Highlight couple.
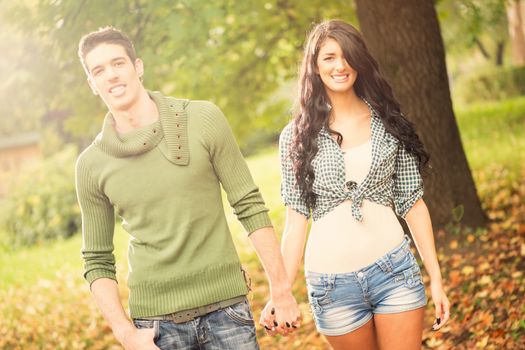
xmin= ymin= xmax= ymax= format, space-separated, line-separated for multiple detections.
xmin=75 ymin=20 xmax=449 ymax=350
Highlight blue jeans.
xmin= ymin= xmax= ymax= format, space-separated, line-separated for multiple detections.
xmin=306 ymin=235 xmax=427 ymax=336
xmin=133 ymin=297 xmax=259 ymax=349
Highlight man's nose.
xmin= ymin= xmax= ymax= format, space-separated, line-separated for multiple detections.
xmin=106 ymin=66 xmax=119 ymax=80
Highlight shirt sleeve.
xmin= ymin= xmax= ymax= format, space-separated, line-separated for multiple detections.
xmin=279 ymin=123 xmax=311 ymax=219
xmin=199 ymin=101 xmax=272 ymax=235
xmin=75 ymin=153 xmax=117 ymax=287
xmin=392 ymin=144 xmax=424 ymax=218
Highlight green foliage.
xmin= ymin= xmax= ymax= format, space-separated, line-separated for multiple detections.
xmin=0 ymin=18 xmax=51 ymax=137
xmin=0 ymin=0 xmax=355 ymax=151
xmin=455 ymin=95 xmax=525 ymax=176
xmin=453 ymin=65 xmax=525 ymax=104
xmin=4 ymin=146 xmax=80 ymax=247
xmin=437 ymin=0 xmax=507 ymax=62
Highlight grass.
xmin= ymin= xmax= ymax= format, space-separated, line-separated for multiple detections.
xmin=0 ymin=226 xmax=129 ymax=291
xmin=455 ymin=96 xmax=525 ymax=178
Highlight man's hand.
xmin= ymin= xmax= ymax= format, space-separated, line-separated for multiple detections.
xmin=116 ymin=325 xmax=160 ymax=350
xmin=259 ymin=293 xmax=301 ymax=336
xmin=90 ymin=279 xmax=161 ymax=349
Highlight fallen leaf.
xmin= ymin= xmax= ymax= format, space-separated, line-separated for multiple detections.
xmin=462 ymin=265 xmax=475 ymax=276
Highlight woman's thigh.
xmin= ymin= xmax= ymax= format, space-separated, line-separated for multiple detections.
xmin=324 ymin=318 xmax=378 ymax=350
xmin=374 ymin=307 xmax=425 ymax=350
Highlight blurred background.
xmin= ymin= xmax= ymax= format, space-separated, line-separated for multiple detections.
xmin=0 ymin=0 xmax=523 ymax=349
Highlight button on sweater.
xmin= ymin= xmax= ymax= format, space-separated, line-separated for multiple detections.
xmin=75 ymin=91 xmax=272 ymax=318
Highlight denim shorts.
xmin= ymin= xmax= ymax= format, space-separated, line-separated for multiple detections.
xmin=305 ymin=235 xmax=427 ymax=336
xmin=133 ymin=297 xmax=259 ymax=349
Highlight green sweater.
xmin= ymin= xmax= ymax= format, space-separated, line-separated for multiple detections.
xmin=75 ymin=91 xmax=272 ymax=318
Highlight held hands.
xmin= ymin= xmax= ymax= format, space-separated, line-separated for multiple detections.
xmin=430 ymin=280 xmax=450 ymax=331
xmin=259 ymin=293 xmax=301 ymax=336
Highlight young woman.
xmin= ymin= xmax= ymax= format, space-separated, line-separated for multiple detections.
xmin=278 ymin=20 xmax=450 ymax=349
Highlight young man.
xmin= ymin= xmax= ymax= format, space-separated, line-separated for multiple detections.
xmin=75 ymin=27 xmax=299 ymax=349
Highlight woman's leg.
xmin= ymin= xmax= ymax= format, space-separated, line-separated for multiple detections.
xmin=373 ymin=307 xmax=425 ymax=350
xmin=324 ymin=318 xmax=378 ymax=350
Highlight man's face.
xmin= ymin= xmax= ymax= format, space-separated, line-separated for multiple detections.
xmin=84 ymin=43 xmax=144 ymax=112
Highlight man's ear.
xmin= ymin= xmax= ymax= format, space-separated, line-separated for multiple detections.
xmin=135 ymin=58 xmax=144 ymax=79
xmin=87 ymin=76 xmax=99 ymax=95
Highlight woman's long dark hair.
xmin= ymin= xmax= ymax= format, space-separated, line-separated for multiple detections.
xmin=291 ymin=20 xmax=430 ymax=210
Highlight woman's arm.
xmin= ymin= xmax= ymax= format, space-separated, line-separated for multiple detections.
xmin=281 ymin=207 xmax=309 ymax=286
xmin=405 ymin=198 xmax=450 ymax=330
xmin=260 ymin=207 xmax=308 ymax=335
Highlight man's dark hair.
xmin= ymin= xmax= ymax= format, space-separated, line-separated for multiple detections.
xmin=78 ymin=26 xmax=137 ymax=74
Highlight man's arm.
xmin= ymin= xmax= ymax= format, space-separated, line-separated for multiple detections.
xmin=198 ymin=102 xmax=301 ymax=334
xmin=249 ymin=226 xmax=301 ymax=334
xmin=90 ymin=278 xmax=159 ymax=350
xmin=76 ymin=156 xmax=159 ymax=349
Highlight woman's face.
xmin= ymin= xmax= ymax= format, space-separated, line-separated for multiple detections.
xmin=316 ymin=38 xmax=357 ymax=95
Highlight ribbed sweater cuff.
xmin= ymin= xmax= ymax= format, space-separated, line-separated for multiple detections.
xmin=241 ymin=211 xmax=273 ymax=235
xmin=85 ymin=270 xmax=118 ymax=287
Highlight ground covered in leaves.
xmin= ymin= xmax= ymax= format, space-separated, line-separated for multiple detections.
xmin=252 ymin=166 xmax=525 ymax=350
xmin=0 ymin=166 xmax=523 ymax=350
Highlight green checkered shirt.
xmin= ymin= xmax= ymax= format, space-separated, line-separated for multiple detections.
xmin=279 ymin=101 xmax=424 ymax=221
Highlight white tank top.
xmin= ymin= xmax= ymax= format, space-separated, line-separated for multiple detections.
xmin=305 ymin=139 xmax=404 ymax=273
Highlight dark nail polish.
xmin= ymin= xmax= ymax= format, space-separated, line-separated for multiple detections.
xmin=273 ymin=321 xmax=278 ymax=327
xmin=271 ymin=308 xmax=275 ymax=315
xmin=286 ymin=322 xmax=291 ymax=327
xmin=436 ymin=317 xmax=441 ymax=325
xmin=292 ymin=325 xmax=298 ymax=328
xmin=264 ymin=325 xmax=270 ymax=330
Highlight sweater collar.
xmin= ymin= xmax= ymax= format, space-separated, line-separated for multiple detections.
xmin=94 ymin=91 xmax=190 ymax=165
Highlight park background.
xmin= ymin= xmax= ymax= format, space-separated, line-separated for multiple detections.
xmin=0 ymin=0 xmax=523 ymax=349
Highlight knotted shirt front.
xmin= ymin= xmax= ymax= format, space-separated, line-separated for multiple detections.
xmin=279 ymin=102 xmax=424 ymax=222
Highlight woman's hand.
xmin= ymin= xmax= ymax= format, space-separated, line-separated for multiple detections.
xmin=430 ymin=279 xmax=450 ymax=331
xmin=259 ymin=295 xmax=301 ymax=336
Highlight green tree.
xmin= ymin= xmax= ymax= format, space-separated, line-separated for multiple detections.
xmin=1 ymin=0 xmax=354 ymax=150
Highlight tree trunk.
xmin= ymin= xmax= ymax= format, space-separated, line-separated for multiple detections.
xmin=355 ymin=0 xmax=486 ymax=229
xmin=506 ymin=0 xmax=525 ymax=65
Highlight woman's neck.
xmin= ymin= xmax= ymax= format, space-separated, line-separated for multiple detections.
xmin=326 ymin=89 xmax=368 ymax=124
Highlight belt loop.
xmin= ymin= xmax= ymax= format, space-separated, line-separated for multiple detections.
xmin=241 ymin=266 xmax=252 ymax=293
xmin=377 ymin=256 xmax=393 ymax=274
xmin=327 ymin=274 xmax=336 ymax=289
